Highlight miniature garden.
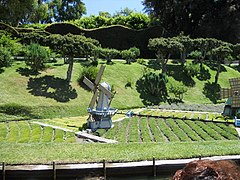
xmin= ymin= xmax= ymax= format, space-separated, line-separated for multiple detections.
xmin=0 ymin=0 xmax=240 ymax=168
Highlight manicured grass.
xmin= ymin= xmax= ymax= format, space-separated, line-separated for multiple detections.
xmin=0 ymin=141 xmax=240 ymax=164
xmin=102 ymin=118 xmax=238 ymax=143
xmin=0 ymin=60 xmax=239 ymax=120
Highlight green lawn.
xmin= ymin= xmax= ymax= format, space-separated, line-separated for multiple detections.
xmin=0 ymin=59 xmax=239 ymax=165
xmin=0 ymin=59 xmax=239 ymax=120
xmin=0 ymin=141 xmax=239 ymax=164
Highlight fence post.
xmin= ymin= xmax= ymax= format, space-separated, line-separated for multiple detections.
xmin=2 ymin=162 xmax=5 ymax=180
xmin=103 ymin=159 xmax=106 ymax=180
xmin=53 ymin=161 xmax=56 ymax=180
xmin=153 ymin=157 xmax=156 ymax=177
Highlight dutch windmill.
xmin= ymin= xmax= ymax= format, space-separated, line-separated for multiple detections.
xmin=83 ymin=65 xmax=117 ymax=131
xmin=221 ymin=77 xmax=240 ymax=118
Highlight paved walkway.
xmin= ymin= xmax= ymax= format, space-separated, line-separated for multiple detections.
xmin=31 ymin=122 xmax=74 ymax=132
xmin=4 ymin=155 xmax=240 ymax=171
xmin=32 ymin=122 xmax=117 ymax=143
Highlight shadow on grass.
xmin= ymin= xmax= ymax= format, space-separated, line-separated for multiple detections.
xmin=16 ymin=67 xmax=40 ymax=77
xmin=27 ymin=75 xmax=78 ymax=102
xmin=147 ymin=59 xmax=161 ymax=70
xmin=197 ymin=66 xmax=211 ymax=81
xmin=167 ymin=64 xmax=196 ymax=87
xmin=232 ymin=65 xmax=240 ymax=72
xmin=0 ymin=103 xmax=40 ymax=119
xmin=0 ymin=68 xmax=4 ymax=74
xmin=205 ymin=61 xmax=227 ymax=72
xmin=203 ymin=82 xmax=221 ymax=104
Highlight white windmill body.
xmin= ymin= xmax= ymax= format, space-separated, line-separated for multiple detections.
xmin=83 ymin=65 xmax=117 ymax=131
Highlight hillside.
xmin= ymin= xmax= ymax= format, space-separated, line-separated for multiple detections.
xmin=0 ymin=59 xmax=239 ymax=120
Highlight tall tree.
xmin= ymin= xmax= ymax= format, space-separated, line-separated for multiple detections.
xmin=48 ymin=0 xmax=86 ymax=22
xmin=46 ymin=34 xmax=99 ymax=82
xmin=143 ymin=0 xmax=240 ymax=41
xmin=29 ymin=0 xmax=49 ymax=24
xmin=0 ymin=0 xmax=36 ymax=26
xmin=211 ymin=44 xmax=233 ymax=84
xmin=148 ymin=37 xmax=183 ymax=74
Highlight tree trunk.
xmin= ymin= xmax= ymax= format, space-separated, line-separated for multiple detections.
xmin=180 ymin=50 xmax=186 ymax=66
xmin=162 ymin=54 xmax=171 ymax=74
xmin=66 ymin=57 xmax=74 ymax=82
xmin=214 ymin=60 xmax=221 ymax=84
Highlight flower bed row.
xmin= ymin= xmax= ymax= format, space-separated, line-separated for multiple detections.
xmin=0 ymin=121 xmax=76 ymax=143
xmin=102 ymin=117 xmax=238 ymax=143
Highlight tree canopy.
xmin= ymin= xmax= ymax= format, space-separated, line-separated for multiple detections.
xmin=0 ymin=0 xmax=86 ymax=26
xmin=143 ymin=0 xmax=240 ymax=42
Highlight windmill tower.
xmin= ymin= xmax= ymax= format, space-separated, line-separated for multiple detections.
xmin=220 ymin=77 xmax=240 ymax=118
xmin=83 ymin=65 xmax=117 ymax=131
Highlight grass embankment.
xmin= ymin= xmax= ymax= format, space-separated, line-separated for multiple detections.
xmin=0 ymin=59 xmax=239 ymax=120
xmin=0 ymin=141 xmax=239 ymax=164
xmin=0 ymin=59 xmax=145 ymax=120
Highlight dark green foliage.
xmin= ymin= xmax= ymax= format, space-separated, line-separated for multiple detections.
xmin=148 ymin=37 xmax=183 ymax=73
xmin=136 ymin=72 xmax=168 ymax=105
xmin=78 ymin=66 xmax=98 ymax=86
xmin=21 ymin=32 xmax=47 ymax=45
xmin=0 ymin=103 xmax=32 ymax=116
xmin=168 ymin=81 xmax=187 ymax=101
xmin=0 ymin=47 xmax=12 ymax=68
xmin=0 ymin=33 xmax=21 ymax=69
xmin=143 ymin=0 xmax=240 ymax=43
xmin=24 ymin=43 xmax=50 ymax=72
xmin=100 ymin=48 xmax=120 ymax=64
xmin=45 ymin=23 xmax=165 ymax=58
xmin=0 ymin=22 xmax=18 ymax=36
xmin=121 ymin=47 xmax=140 ymax=64
xmin=203 ymin=82 xmax=221 ymax=104
xmin=183 ymin=62 xmax=200 ymax=77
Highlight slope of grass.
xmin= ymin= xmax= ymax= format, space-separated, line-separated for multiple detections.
xmin=0 ymin=59 xmax=239 ymax=120
xmin=0 ymin=141 xmax=239 ymax=164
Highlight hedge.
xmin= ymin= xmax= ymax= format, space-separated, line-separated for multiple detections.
xmin=45 ymin=23 xmax=166 ymax=58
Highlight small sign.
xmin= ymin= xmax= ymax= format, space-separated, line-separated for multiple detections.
xmin=234 ymin=117 xmax=240 ymax=127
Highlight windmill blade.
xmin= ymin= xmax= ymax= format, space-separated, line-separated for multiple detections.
xmin=89 ymin=90 xmax=98 ymax=109
xmin=95 ymin=65 xmax=105 ymax=85
xmin=232 ymin=96 xmax=240 ymax=108
xmin=83 ymin=77 xmax=95 ymax=90
xmin=99 ymin=83 xmax=113 ymax=99
xmin=220 ymin=88 xmax=232 ymax=99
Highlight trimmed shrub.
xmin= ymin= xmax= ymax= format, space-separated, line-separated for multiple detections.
xmin=45 ymin=23 xmax=165 ymax=58
xmin=78 ymin=66 xmax=98 ymax=85
xmin=24 ymin=43 xmax=50 ymax=72
xmin=0 ymin=47 xmax=12 ymax=68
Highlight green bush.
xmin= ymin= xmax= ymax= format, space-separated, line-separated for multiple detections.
xmin=78 ymin=66 xmax=98 ymax=85
xmin=183 ymin=62 xmax=200 ymax=77
xmin=121 ymin=47 xmax=140 ymax=64
xmin=0 ymin=47 xmax=12 ymax=68
xmin=24 ymin=43 xmax=50 ymax=72
xmin=136 ymin=72 xmax=168 ymax=105
xmin=168 ymin=81 xmax=188 ymax=101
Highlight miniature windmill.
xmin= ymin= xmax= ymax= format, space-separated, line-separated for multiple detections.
xmin=83 ymin=65 xmax=117 ymax=131
xmin=220 ymin=77 xmax=240 ymax=118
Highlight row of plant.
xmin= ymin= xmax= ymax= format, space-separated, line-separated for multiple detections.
xmin=139 ymin=109 xmax=229 ymax=122
xmin=101 ymin=117 xmax=239 ymax=143
xmin=0 ymin=121 xmax=76 ymax=143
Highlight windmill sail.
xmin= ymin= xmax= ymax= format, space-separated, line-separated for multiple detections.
xmin=83 ymin=77 xmax=95 ymax=91
xmin=95 ymin=65 xmax=105 ymax=85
